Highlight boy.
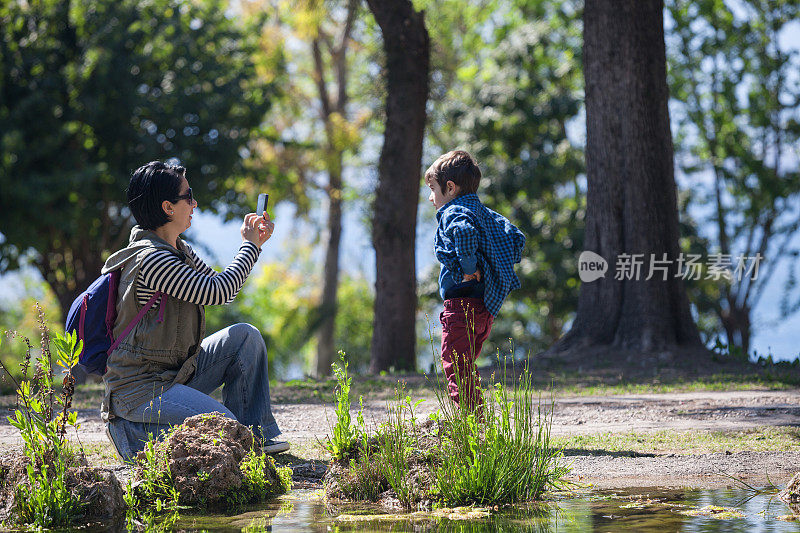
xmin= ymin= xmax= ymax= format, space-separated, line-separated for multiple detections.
xmin=425 ymin=150 xmax=526 ymax=410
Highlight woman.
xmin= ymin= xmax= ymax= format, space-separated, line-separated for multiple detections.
xmin=101 ymin=161 xmax=287 ymax=461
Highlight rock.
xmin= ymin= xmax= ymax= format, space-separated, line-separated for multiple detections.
xmin=780 ymin=472 xmax=800 ymax=505
xmin=0 ymin=452 xmax=124 ymax=524
xmin=134 ymin=412 xmax=286 ymax=507
xmin=0 ymin=453 xmax=28 ymax=522
xmin=291 ymin=462 xmax=328 ymax=482
xmin=65 ymin=466 xmax=125 ymax=520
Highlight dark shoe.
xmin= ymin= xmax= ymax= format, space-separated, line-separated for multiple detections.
xmin=262 ymin=439 xmax=290 ymax=454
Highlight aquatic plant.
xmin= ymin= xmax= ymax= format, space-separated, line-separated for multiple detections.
xmin=431 ymin=353 xmax=569 ymax=505
xmin=241 ymin=444 xmax=293 ymax=499
xmin=132 ymin=431 xmax=182 ymax=513
xmin=0 ymin=305 xmax=84 ymax=528
xmin=323 ymin=351 xmax=367 ymax=461
xmin=378 ymin=388 xmax=426 ymax=506
xmin=335 ymin=445 xmax=386 ymax=501
xmin=324 ymin=332 xmax=569 ymax=508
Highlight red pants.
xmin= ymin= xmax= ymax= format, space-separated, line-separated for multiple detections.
xmin=439 ymin=297 xmax=494 ymax=410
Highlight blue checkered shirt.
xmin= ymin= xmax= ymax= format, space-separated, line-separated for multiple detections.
xmin=434 ymin=193 xmax=526 ymax=316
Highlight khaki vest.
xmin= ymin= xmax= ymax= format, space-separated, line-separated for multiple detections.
xmin=100 ymin=227 xmax=206 ymax=420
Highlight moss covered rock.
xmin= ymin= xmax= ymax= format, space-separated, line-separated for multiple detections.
xmin=133 ymin=412 xmax=290 ymax=508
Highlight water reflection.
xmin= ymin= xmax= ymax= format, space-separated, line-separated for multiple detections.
xmin=115 ymin=487 xmax=800 ymax=532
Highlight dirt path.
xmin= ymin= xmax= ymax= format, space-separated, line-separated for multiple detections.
xmin=3 ymin=388 xmax=800 ymax=488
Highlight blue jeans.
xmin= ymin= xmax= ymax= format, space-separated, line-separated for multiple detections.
xmin=106 ymin=323 xmax=280 ymax=462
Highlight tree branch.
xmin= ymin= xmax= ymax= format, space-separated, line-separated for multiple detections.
xmin=311 ymin=37 xmax=332 ymax=120
xmin=334 ymin=0 xmax=358 ymax=112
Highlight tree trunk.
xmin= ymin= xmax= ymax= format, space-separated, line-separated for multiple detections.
xmin=309 ymin=1 xmax=356 ymax=376
xmin=551 ymin=0 xmax=702 ymax=358
xmin=720 ymin=299 xmax=751 ymax=357
xmin=316 ymin=165 xmax=343 ymax=376
xmin=366 ymin=0 xmax=429 ymax=373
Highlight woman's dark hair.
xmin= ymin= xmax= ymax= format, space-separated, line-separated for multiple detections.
xmin=127 ymin=161 xmax=186 ymax=230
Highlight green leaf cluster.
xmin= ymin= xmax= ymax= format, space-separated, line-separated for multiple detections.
xmin=667 ymin=0 xmax=800 ymax=352
xmin=0 ymin=0 xmax=283 ymax=311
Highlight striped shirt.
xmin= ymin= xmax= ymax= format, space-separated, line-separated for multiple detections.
xmin=136 ymin=241 xmax=260 ymax=306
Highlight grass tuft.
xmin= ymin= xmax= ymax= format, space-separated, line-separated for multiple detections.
xmin=324 ymin=333 xmax=570 ymax=508
xmin=430 ymin=353 xmax=569 ymax=506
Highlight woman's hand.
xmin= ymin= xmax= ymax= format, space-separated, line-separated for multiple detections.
xmin=241 ymin=212 xmax=274 ymax=248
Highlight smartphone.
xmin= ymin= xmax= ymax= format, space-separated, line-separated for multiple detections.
xmin=256 ymin=193 xmax=269 ymax=215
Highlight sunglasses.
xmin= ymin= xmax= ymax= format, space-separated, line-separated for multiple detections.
xmin=173 ymin=187 xmax=193 ymax=204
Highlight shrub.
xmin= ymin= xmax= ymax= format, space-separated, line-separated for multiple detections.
xmin=1 ymin=305 xmax=83 ymax=528
xmin=0 ymin=280 xmax=62 ymax=394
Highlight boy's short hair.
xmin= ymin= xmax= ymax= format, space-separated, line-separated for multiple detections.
xmin=425 ymin=150 xmax=481 ymax=194
xmin=127 ymin=161 xmax=186 ymax=230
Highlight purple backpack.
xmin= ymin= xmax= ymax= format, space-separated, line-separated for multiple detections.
xmin=65 ymin=271 xmax=165 ymax=375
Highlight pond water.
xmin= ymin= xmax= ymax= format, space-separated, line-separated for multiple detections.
xmin=102 ymin=487 xmax=800 ymax=532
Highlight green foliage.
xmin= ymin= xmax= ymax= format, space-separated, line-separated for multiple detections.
xmin=0 ymin=307 xmax=83 ymax=528
xmin=333 ymin=275 xmax=376 ymax=370
xmin=124 ymin=447 xmax=182 ymax=533
xmin=129 ymin=426 xmax=290 ymax=521
xmin=240 ymin=446 xmax=292 ymax=499
xmin=275 ymin=461 xmax=293 ymax=494
xmin=205 ymin=259 xmax=374 ymax=376
xmin=335 ymin=434 xmax=386 ymax=502
xmin=247 ymin=0 xmax=377 ymax=217
xmin=431 ymin=360 xmax=569 ymax=506
xmin=667 ymin=0 xmax=800 ymax=353
xmin=134 ymin=434 xmax=180 ymax=512
xmin=421 ymin=0 xmax=585 ymax=357
xmin=0 ymin=0 xmax=283 ymax=312
xmin=326 ymin=342 xmax=569 ymax=507
xmin=323 ymin=352 xmax=367 ymax=461
xmin=14 ymin=463 xmax=77 ymax=529
xmin=0 ymin=280 xmax=63 ymax=393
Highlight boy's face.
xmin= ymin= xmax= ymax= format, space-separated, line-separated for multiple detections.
xmin=426 ymin=175 xmax=459 ymax=210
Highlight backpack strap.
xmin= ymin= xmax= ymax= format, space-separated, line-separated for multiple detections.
xmin=105 ymin=271 xmax=121 ymax=338
xmin=107 ymin=290 xmax=165 ymax=354
xmin=78 ymin=294 xmax=89 ymax=343
xmin=104 ymin=241 xmax=181 ymax=355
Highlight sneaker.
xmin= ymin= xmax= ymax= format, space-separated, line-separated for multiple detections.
xmin=261 ymin=439 xmax=290 ymax=454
